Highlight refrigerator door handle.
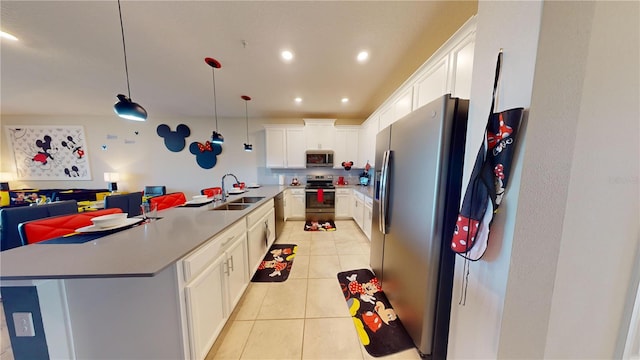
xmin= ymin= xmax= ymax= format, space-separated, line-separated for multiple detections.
xmin=379 ymin=150 xmax=391 ymax=234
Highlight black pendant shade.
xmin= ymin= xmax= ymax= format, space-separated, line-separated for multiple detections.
xmin=211 ymin=131 xmax=224 ymax=144
xmin=114 ymin=0 xmax=147 ymax=121
xmin=114 ymin=94 xmax=147 ymax=121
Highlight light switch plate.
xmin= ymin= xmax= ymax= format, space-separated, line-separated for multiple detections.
xmin=12 ymin=312 xmax=35 ymax=337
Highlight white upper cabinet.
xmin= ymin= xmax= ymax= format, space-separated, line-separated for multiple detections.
xmin=394 ymin=88 xmax=414 ymax=122
xmin=264 ymin=125 xmax=306 ymax=168
xmin=286 ymin=127 xmax=306 ymax=168
xmin=449 ymin=33 xmax=475 ymax=99
xmin=367 ymin=15 xmax=476 ymax=133
xmin=358 ymin=116 xmax=378 ymax=168
xmin=304 ymin=119 xmax=336 ymax=150
xmin=415 ymin=57 xmax=449 ymax=109
xmin=333 ymin=126 xmax=359 ymax=168
xmin=265 ymin=127 xmax=286 ymax=168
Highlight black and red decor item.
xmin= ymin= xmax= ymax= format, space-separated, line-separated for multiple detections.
xmin=450 ymin=50 xmax=524 ymax=262
xmin=337 ymin=269 xmax=414 ymax=357
xmin=251 ymin=244 xmax=297 ymax=282
xmin=304 ymin=220 xmax=336 ymax=231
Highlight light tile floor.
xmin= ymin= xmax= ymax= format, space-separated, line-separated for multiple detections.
xmin=0 ymin=220 xmax=421 ymax=360
xmin=205 ymin=220 xmax=422 ymax=360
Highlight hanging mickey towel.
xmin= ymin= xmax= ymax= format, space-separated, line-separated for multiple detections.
xmin=450 ymin=51 xmax=524 ymax=261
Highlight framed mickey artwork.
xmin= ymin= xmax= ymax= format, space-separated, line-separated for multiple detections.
xmin=5 ymin=125 xmax=92 ymax=180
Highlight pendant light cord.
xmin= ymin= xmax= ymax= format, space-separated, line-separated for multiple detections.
xmin=245 ymin=101 xmax=249 ymax=142
xmin=212 ymin=70 xmax=219 ymax=131
xmin=117 ymin=0 xmax=132 ymax=99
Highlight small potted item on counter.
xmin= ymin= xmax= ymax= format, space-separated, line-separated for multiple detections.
xmin=291 ymin=177 xmax=300 ymax=186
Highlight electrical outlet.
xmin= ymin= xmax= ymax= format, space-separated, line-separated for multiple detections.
xmin=12 ymin=312 xmax=35 ymax=337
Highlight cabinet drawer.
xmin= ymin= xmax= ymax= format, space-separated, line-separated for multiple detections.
xmin=354 ymin=191 xmax=364 ymax=201
xmin=246 ymin=199 xmax=274 ymax=227
xmin=336 ymin=188 xmax=351 ymax=195
xmin=365 ymin=196 xmax=373 ymax=207
xmin=288 ymin=188 xmax=304 ymax=196
xmin=183 ymin=220 xmax=246 ymax=283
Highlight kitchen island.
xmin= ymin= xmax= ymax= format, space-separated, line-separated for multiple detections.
xmin=0 ymin=186 xmax=285 ymax=360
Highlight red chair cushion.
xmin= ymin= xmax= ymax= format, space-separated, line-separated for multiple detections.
xmin=149 ymin=192 xmax=186 ymax=211
xmin=21 ymin=208 xmax=123 ymax=244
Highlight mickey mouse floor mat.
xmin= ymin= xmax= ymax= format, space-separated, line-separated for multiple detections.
xmin=251 ymin=244 xmax=297 ymax=282
xmin=337 ymin=269 xmax=415 ymax=357
xmin=304 ymin=220 xmax=336 ymax=231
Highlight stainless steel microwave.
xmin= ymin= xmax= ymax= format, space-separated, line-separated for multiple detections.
xmin=306 ymin=150 xmax=334 ymax=168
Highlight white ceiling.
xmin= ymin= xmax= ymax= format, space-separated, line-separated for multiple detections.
xmin=1 ymin=1 xmax=476 ymax=122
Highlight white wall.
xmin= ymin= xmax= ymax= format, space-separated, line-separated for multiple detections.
xmin=539 ymin=1 xmax=639 ymax=358
xmin=1 ymin=115 xmax=267 ymax=197
xmin=447 ymin=1 xmax=543 ymax=358
xmin=449 ymin=1 xmax=640 ymax=359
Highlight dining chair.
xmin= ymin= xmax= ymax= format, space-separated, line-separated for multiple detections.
xmin=144 ymin=186 xmax=166 ymax=198
xmin=105 ymin=192 xmax=143 ymax=217
xmin=0 ymin=200 xmax=78 ymax=251
xmin=18 ymin=208 xmax=122 ymax=245
xmin=149 ymin=192 xmax=187 ymax=211
xmin=201 ymin=187 xmax=222 ymax=198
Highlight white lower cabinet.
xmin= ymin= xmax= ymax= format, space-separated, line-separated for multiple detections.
xmin=247 ymin=200 xmax=276 ymax=274
xmin=352 ymin=191 xmax=364 ymax=229
xmin=184 ymin=255 xmax=228 ymax=360
xmin=285 ymin=188 xmax=305 ymax=220
xmin=364 ymin=196 xmax=373 ymax=240
xmin=182 ymin=220 xmax=248 ymax=360
xmin=351 ymin=190 xmax=373 ymax=240
xmin=335 ymin=188 xmax=352 ymax=219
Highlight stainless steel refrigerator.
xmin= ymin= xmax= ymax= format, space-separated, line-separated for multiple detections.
xmin=370 ymin=94 xmax=468 ymax=358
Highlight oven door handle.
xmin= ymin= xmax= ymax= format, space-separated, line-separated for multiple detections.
xmin=305 ymin=189 xmax=335 ymax=193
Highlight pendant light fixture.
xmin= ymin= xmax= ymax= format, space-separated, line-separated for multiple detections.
xmin=113 ymin=0 xmax=147 ymax=121
xmin=205 ymin=57 xmax=224 ymax=144
xmin=241 ymin=95 xmax=253 ymax=152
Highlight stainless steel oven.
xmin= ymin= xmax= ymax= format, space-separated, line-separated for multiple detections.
xmin=305 ymin=175 xmax=335 ymax=221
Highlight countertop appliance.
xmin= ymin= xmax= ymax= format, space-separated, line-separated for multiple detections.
xmin=274 ymin=192 xmax=285 ymax=239
xmin=306 ymin=150 xmax=334 ymax=168
xmin=371 ymin=94 xmax=468 ymax=358
xmin=305 ymin=175 xmax=335 ymax=221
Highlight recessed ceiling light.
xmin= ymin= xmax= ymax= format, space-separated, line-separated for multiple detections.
xmin=281 ymin=50 xmax=294 ymax=62
xmin=357 ymin=51 xmax=369 ymax=63
xmin=294 ymin=97 xmax=302 ymax=103
xmin=341 ymin=97 xmax=349 ymax=103
xmin=0 ymin=31 xmax=19 ymax=41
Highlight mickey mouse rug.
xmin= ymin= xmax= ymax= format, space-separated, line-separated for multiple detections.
xmin=337 ymin=269 xmax=415 ymax=357
xmin=251 ymin=244 xmax=297 ymax=282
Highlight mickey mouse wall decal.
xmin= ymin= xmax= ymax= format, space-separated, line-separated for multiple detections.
xmin=157 ymin=124 xmax=191 ymax=152
xmin=189 ymin=140 xmax=222 ymax=169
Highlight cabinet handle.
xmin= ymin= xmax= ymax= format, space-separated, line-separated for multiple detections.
xmin=264 ymin=220 xmax=269 ymax=247
xmin=228 ymin=256 xmax=234 ymax=272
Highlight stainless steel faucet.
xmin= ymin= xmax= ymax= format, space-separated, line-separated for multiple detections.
xmin=221 ymin=173 xmax=240 ymax=201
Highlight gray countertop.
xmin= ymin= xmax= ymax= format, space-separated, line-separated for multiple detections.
xmin=0 ymin=186 xmax=287 ymax=281
xmin=336 ymin=184 xmax=374 ymax=198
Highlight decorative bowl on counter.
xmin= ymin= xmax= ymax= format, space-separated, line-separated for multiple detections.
xmin=91 ymin=213 xmax=128 ymax=228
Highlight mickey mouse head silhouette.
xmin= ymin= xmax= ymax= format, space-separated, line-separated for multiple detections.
xmin=157 ymin=124 xmax=191 ymax=152
xmin=189 ymin=140 xmax=222 ymax=169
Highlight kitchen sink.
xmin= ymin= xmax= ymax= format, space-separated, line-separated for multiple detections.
xmin=229 ymin=196 xmax=265 ymax=204
xmin=212 ymin=203 xmax=252 ymax=211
